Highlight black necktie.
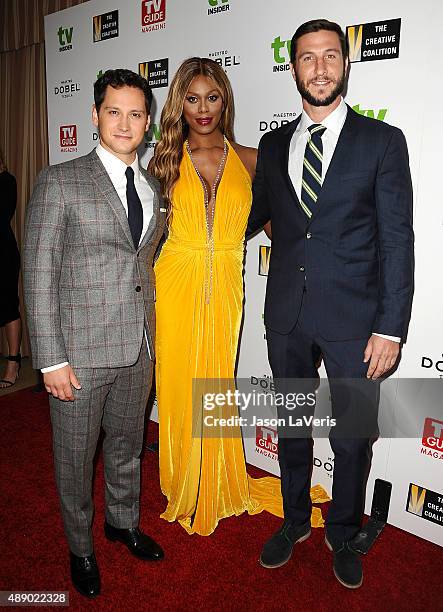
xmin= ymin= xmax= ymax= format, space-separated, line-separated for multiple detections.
xmin=300 ymin=124 xmax=326 ymax=218
xmin=125 ymin=166 xmax=143 ymax=248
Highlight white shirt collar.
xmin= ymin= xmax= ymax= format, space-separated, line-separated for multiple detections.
xmin=96 ymin=142 xmax=140 ymax=181
xmin=297 ymin=97 xmax=347 ymax=137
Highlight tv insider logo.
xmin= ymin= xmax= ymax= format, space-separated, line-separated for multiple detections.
xmin=208 ymin=0 xmax=230 ymax=15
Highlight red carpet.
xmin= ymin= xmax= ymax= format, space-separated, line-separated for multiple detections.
xmin=0 ymin=388 xmax=441 ymax=611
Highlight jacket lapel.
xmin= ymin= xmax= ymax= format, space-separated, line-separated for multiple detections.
xmin=137 ymin=169 xmax=160 ymax=251
xmin=310 ymin=105 xmax=357 ymax=222
xmin=280 ymin=117 xmax=302 ymax=209
xmin=88 ymin=150 xmax=134 ymax=247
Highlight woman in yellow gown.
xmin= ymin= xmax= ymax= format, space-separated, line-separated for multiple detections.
xmin=150 ymin=58 xmax=283 ymax=535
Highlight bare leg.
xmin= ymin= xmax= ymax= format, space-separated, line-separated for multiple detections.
xmin=0 ymin=317 xmax=22 ymax=387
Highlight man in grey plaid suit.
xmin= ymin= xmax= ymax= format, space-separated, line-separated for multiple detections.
xmin=24 ymin=70 xmax=166 ymax=599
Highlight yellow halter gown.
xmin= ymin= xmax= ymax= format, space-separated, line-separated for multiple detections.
xmin=154 ymin=140 xmax=328 ymax=535
xmin=154 ymin=140 xmax=285 ymax=535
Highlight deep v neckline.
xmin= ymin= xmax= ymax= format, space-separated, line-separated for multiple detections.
xmin=185 ymin=138 xmax=229 ymax=204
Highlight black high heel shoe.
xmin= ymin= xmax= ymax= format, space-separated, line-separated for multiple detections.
xmin=0 ymin=353 xmax=21 ymax=388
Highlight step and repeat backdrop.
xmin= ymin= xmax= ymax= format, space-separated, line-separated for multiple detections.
xmin=44 ymin=0 xmax=442 ymax=546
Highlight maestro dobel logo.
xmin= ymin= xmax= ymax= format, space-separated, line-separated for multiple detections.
xmin=347 ymin=18 xmax=401 ymax=63
xmin=141 ymin=0 xmax=166 ymax=32
xmin=421 ymin=353 xmax=443 ymax=377
xmin=139 ymin=58 xmax=168 ymax=89
xmin=259 ymin=112 xmax=297 ymax=134
xmin=208 ymin=49 xmax=240 ymax=70
xmin=407 ymin=483 xmax=443 ymax=526
xmin=93 ymin=10 xmax=119 ymax=43
xmin=54 ymin=79 xmax=80 ymax=99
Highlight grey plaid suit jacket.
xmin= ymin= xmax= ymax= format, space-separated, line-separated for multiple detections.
xmin=24 ymin=149 xmax=166 ymax=370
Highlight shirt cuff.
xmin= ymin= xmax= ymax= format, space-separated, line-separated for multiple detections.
xmin=373 ymin=333 xmax=401 ymax=343
xmin=41 ymin=362 xmax=69 ymax=373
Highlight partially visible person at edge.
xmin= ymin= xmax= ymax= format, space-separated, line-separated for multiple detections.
xmin=247 ymin=19 xmax=414 ymax=589
xmin=0 ymin=152 xmax=22 ymax=389
xmin=149 ymin=57 xmax=280 ymax=536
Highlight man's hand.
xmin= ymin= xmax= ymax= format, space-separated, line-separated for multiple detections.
xmin=363 ymin=335 xmax=400 ymax=380
xmin=43 ymin=365 xmax=81 ymax=401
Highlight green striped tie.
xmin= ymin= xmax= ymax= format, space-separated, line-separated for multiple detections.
xmin=300 ymin=124 xmax=326 ymax=218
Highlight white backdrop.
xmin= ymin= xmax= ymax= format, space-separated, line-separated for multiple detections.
xmin=44 ymin=0 xmax=442 ymax=547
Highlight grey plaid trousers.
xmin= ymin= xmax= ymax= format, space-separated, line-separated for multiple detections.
xmin=50 ymin=345 xmax=152 ymax=556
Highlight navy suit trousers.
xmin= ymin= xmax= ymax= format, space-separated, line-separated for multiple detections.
xmin=266 ymin=287 xmax=380 ymax=546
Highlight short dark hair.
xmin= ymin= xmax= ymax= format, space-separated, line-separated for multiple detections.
xmin=290 ymin=19 xmax=348 ymax=64
xmin=94 ymin=68 xmax=153 ymax=115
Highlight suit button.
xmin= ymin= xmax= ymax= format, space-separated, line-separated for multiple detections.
xmin=306 ymin=232 xmax=312 ymax=239
xmin=299 ymin=266 xmax=305 ymax=272
xmin=135 ymin=285 xmax=141 ymax=292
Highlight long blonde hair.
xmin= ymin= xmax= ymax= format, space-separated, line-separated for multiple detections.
xmin=150 ymin=57 xmax=235 ymax=205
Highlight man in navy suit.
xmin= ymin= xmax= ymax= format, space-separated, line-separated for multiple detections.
xmin=247 ymin=19 xmax=413 ymax=588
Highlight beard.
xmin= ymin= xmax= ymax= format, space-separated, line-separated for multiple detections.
xmin=296 ymin=70 xmax=346 ymax=107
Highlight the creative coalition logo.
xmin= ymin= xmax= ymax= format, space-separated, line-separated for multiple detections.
xmin=59 ymin=125 xmax=78 ymax=153
xmin=141 ymin=0 xmax=166 ymax=32
xmin=93 ymin=10 xmax=119 ymax=43
xmin=139 ymin=59 xmax=168 ymax=89
xmin=259 ymin=245 xmax=271 ymax=276
xmin=57 ymin=26 xmax=73 ymax=52
xmin=271 ymin=36 xmax=291 ymax=72
xmin=347 ymin=18 xmax=401 ymax=63
xmin=54 ymin=79 xmax=80 ymax=100
xmin=208 ymin=0 xmax=230 ymax=15
xmin=208 ymin=49 xmax=240 ymax=70
xmin=256 ymin=425 xmax=278 ymax=460
xmin=421 ymin=418 xmax=443 ymax=460
xmin=406 ymin=483 xmax=443 ymax=526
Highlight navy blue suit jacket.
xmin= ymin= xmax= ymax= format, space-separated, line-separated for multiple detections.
xmin=247 ymin=105 xmax=414 ymax=341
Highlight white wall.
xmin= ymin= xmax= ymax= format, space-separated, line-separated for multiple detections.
xmin=45 ymin=0 xmax=443 ymax=546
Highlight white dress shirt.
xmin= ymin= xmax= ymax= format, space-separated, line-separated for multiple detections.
xmin=42 ymin=145 xmax=155 ymax=373
xmin=288 ymin=97 xmax=400 ymax=344
xmin=95 ymin=143 xmax=154 ymax=241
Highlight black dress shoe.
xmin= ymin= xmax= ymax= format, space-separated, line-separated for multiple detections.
xmin=325 ymin=536 xmax=363 ymax=589
xmin=260 ymin=520 xmax=311 ymax=568
xmin=69 ymin=552 xmax=100 ymax=599
xmin=104 ymin=521 xmax=164 ymax=561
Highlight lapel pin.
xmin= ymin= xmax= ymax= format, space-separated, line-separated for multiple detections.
xmin=160 ymin=207 xmax=167 ymax=212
